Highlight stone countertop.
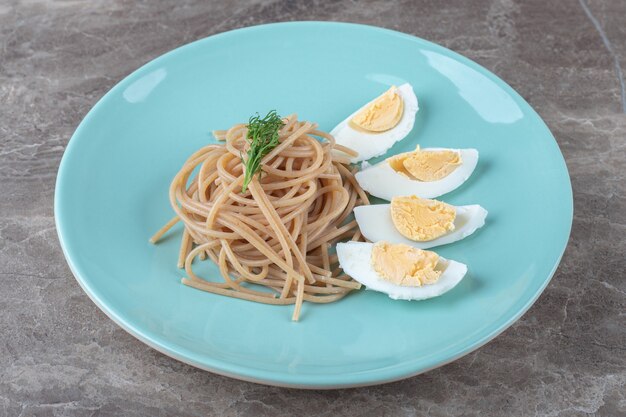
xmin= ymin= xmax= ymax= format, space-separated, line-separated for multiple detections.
xmin=1 ymin=1 xmax=625 ymax=416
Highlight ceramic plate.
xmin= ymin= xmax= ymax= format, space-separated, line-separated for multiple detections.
xmin=55 ymin=22 xmax=573 ymax=388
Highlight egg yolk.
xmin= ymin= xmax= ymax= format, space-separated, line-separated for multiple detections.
xmin=390 ymin=196 xmax=456 ymax=241
xmin=349 ymin=86 xmax=404 ymax=133
xmin=389 ymin=146 xmax=462 ymax=181
xmin=371 ymin=241 xmax=442 ymax=286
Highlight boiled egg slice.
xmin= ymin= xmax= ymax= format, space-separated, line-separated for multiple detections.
xmin=331 ymin=83 xmax=419 ymax=162
xmin=354 ymin=196 xmax=488 ymax=249
xmin=355 ymin=147 xmax=478 ymax=200
xmin=336 ymin=241 xmax=467 ymax=300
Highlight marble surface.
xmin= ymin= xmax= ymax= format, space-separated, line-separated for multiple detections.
xmin=1 ymin=0 xmax=625 ymax=415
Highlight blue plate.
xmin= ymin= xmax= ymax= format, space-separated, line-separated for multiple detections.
xmin=55 ymin=22 xmax=572 ymax=388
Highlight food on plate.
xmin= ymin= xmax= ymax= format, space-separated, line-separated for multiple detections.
xmin=150 ymin=111 xmax=369 ymax=321
xmin=354 ymin=196 xmax=487 ymax=249
xmin=389 ymin=195 xmax=456 ymax=241
xmin=336 ymin=241 xmax=467 ymax=300
xmin=330 ymin=83 xmax=419 ymax=162
xmin=355 ymin=147 xmax=479 ymax=200
xmin=371 ymin=241 xmax=441 ymax=285
xmin=389 ymin=146 xmax=462 ymax=181
xmin=350 ymin=86 xmax=404 ymax=132
xmin=152 ymin=85 xmax=485 ymax=316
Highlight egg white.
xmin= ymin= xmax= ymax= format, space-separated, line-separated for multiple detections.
xmin=354 ymin=203 xmax=487 ymax=249
xmin=355 ymin=148 xmax=479 ymax=201
xmin=336 ymin=242 xmax=468 ymax=300
xmin=330 ymin=83 xmax=419 ymax=162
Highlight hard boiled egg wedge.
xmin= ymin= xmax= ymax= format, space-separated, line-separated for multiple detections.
xmin=336 ymin=241 xmax=467 ymax=300
xmin=354 ymin=196 xmax=488 ymax=249
xmin=356 ymin=147 xmax=479 ymax=201
xmin=331 ymin=83 xmax=419 ymax=162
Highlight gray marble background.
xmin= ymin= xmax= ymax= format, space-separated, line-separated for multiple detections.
xmin=1 ymin=0 xmax=625 ymax=416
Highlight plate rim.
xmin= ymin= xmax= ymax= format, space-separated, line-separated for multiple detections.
xmin=54 ymin=21 xmax=573 ymax=389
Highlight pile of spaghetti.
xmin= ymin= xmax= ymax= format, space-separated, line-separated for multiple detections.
xmin=150 ymin=113 xmax=369 ymax=320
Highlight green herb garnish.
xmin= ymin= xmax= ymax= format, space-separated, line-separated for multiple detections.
xmin=241 ymin=110 xmax=284 ymax=193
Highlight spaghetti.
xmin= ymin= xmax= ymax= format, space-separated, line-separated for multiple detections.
xmin=150 ymin=115 xmax=369 ymax=320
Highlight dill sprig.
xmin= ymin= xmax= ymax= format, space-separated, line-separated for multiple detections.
xmin=241 ymin=110 xmax=284 ymax=193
